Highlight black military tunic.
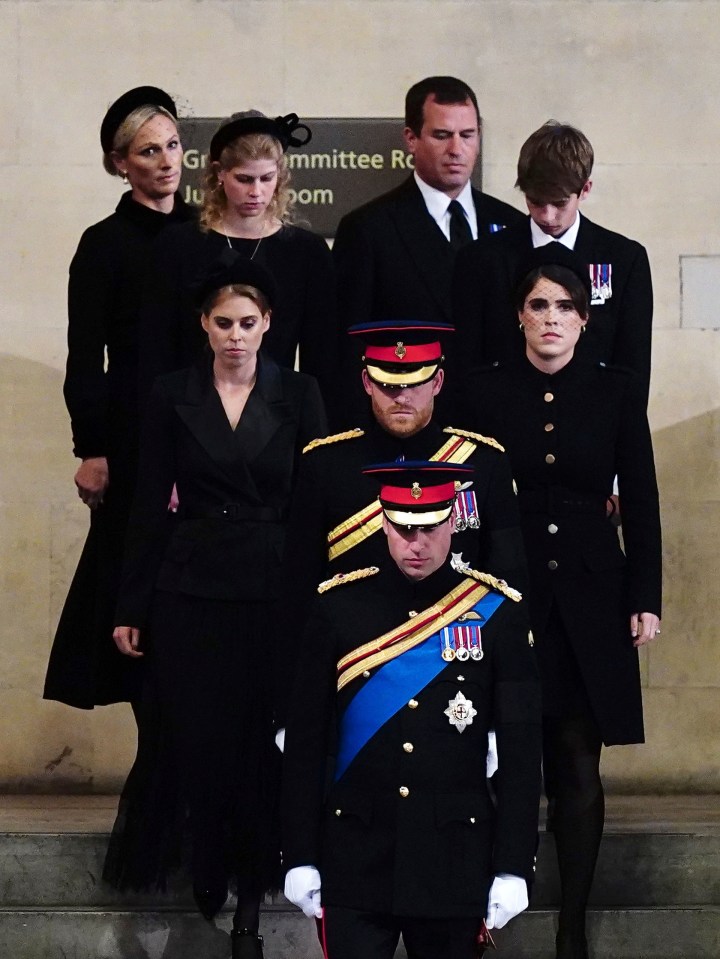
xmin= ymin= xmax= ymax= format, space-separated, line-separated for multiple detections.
xmin=282 ymin=559 xmax=541 ymax=917
xmin=471 ymin=356 xmax=661 ymax=744
xmin=281 ymin=418 xmax=526 ymax=631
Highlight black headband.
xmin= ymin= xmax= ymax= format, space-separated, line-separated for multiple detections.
xmin=100 ymin=86 xmax=177 ymax=153
xmin=209 ymin=113 xmax=312 ymax=161
xmin=192 ymin=249 xmax=277 ymax=310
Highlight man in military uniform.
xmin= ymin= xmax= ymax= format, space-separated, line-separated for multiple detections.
xmin=282 ymin=463 xmax=541 ymax=959
xmin=277 ymin=320 xmax=526 ymax=684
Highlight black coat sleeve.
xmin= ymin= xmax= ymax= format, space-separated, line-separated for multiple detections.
xmin=490 ymin=599 xmax=542 ymax=883
xmin=476 ymin=449 xmax=528 ymax=591
xmin=614 ymin=373 xmax=662 ymax=615
xmin=611 ymin=244 xmax=653 ymax=401
xmin=333 ymin=210 xmax=375 ymax=332
xmin=63 ymin=229 xmax=115 ymax=458
xmin=114 ymin=379 xmax=177 ymax=629
xmin=282 ymin=603 xmax=339 ymax=870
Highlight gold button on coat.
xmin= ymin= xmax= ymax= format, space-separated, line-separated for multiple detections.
xmin=403 ymin=742 xmax=414 ymax=753
xmin=335 ymin=809 xmax=342 ymax=816
xmin=548 ymin=523 xmax=558 ymax=534
xmin=545 ymin=453 xmax=556 ymax=464
xmin=408 ymin=699 xmax=418 ymax=709
xmin=544 ymin=392 xmax=554 ymax=402
xmin=399 ymin=786 xmax=410 ymax=798
xmin=548 ymin=559 xmax=558 ymax=570
xmin=544 ymin=423 xmax=554 ymax=432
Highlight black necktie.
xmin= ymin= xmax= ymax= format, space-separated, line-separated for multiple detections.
xmin=448 ymin=199 xmax=473 ymax=250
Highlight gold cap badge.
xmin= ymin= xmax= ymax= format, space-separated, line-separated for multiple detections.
xmin=411 ymin=482 xmax=422 ymax=500
xmin=395 ymin=341 xmax=407 ymax=359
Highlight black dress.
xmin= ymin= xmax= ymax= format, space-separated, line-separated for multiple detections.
xmin=44 ymin=192 xmax=195 ymax=708
xmin=104 ymin=353 xmax=326 ymax=895
xmin=472 ymin=356 xmax=661 ymax=745
xmin=137 ymin=221 xmax=338 ymax=413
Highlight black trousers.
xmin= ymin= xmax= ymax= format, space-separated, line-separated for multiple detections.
xmin=320 ymin=907 xmax=481 ymax=959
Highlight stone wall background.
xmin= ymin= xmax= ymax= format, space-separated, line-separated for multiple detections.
xmin=0 ymin=0 xmax=718 ymax=792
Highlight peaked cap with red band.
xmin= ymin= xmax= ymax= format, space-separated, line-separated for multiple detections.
xmin=348 ymin=320 xmax=454 ymax=387
xmin=362 ymin=460 xmax=473 ymax=528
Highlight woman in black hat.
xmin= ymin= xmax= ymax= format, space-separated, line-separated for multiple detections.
xmin=104 ymin=255 xmax=326 ymax=958
xmin=469 ymin=249 xmax=662 ymax=959
xmin=44 ymin=86 xmax=195 ymax=711
xmin=138 ymin=110 xmax=337 ymax=413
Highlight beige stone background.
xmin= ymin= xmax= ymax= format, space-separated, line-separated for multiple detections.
xmin=0 ymin=0 xmax=717 ymax=793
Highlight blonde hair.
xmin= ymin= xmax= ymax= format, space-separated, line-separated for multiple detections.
xmin=103 ymin=104 xmax=177 ymax=177
xmin=200 ymin=131 xmax=294 ymax=232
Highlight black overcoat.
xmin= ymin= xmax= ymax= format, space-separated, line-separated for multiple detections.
xmin=332 ymin=176 xmax=525 ymax=421
xmin=137 ymin=221 xmax=338 ymax=413
xmin=472 ymin=357 xmax=662 ymax=745
xmin=44 ymin=192 xmax=195 ymax=708
xmin=282 ymin=560 xmax=542 ymax=917
xmin=453 ymin=215 xmax=654 ymax=403
xmin=115 ymin=353 xmax=327 ymax=629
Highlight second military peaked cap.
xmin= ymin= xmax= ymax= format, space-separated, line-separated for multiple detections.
xmin=348 ymin=320 xmax=454 ymax=388
xmin=362 ymin=460 xmax=473 ymax=528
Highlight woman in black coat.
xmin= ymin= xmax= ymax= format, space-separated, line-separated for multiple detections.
xmin=471 ymin=250 xmax=661 ymax=959
xmin=44 ymin=86 xmax=195 ymax=709
xmin=138 ymin=110 xmax=338 ymax=413
xmin=105 ymin=256 xmax=326 ymax=959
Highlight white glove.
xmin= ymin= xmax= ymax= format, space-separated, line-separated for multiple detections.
xmin=486 ymin=873 xmax=528 ymax=929
xmin=275 ymin=728 xmax=285 ymax=753
xmin=486 ymin=729 xmax=498 ymax=777
xmin=284 ymin=865 xmax=322 ymax=918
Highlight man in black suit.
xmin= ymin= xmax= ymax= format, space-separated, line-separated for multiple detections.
xmin=282 ymin=462 xmax=541 ymax=959
xmin=333 ymin=76 xmax=524 ymax=419
xmin=453 ymin=120 xmax=654 ymax=403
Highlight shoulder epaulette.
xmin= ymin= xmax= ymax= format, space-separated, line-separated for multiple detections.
xmin=443 ymin=426 xmax=505 ymax=453
xmin=462 ymin=567 xmax=522 ymax=603
xmin=318 ymin=566 xmax=379 ymax=594
xmin=303 ymin=428 xmax=364 ymax=454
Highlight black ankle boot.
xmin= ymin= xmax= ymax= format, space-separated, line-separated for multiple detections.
xmin=231 ymin=928 xmax=264 ymax=959
xmin=555 ymin=927 xmax=589 ymax=959
xmin=193 ymin=882 xmax=228 ymax=921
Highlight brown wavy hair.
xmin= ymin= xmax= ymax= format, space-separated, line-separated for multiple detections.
xmin=200 ymin=114 xmax=294 ymax=232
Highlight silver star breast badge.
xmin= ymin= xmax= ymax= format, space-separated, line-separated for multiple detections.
xmin=444 ymin=690 xmax=477 ymax=733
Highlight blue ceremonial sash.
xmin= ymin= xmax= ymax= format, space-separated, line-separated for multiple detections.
xmin=334 ymin=591 xmax=506 ymax=781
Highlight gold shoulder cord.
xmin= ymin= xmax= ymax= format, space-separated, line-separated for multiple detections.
xmin=318 ymin=566 xmax=380 ymax=594
xmin=463 ymin=568 xmax=522 ymax=603
xmin=444 ymin=426 xmax=505 ymax=453
xmin=303 ymin=428 xmax=365 ymax=455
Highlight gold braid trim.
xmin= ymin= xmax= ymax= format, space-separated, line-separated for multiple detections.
xmin=444 ymin=426 xmax=505 ymax=453
xmin=318 ymin=566 xmax=379 ymax=594
xmin=337 ymin=579 xmax=490 ymax=690
xmin=463 ymin=568 xmax=522 ymax=603
xmin=303 ymin=428 xmax=364 ymax=454
xmin=326 ymin=432 xmax=478 ymax=562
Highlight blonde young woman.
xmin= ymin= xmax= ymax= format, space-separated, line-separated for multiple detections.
xmin=138 ymin=111 xmax=337 ymax=411
xmin=45 ymin=86 xmax=194 ymax=710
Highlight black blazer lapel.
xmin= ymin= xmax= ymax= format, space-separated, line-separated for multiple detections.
xmin=232 ymin=354 xmax=291 ymax=464
xmin=389 ymin=178 xmax=454 ymax=319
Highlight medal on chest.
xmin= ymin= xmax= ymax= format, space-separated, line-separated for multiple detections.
xmin=589 ymin=263 xmax=613 ymax=305
xmin=440 ymin=623 xmax=484 ymax=662
xmin=444 ymin=690 xmax=477 ymax=733
xmin=453 ymin=484 xmax=479 ymax=532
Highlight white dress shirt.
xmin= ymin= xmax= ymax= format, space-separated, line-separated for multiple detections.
xmin=530 ymin=212 xmax=581 ymax=250
xmin=414 ymin=172 xmax=478 ymax=242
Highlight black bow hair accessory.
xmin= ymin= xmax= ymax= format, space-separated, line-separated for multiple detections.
xmin=209 ymin=112 xmax=312 ymax=161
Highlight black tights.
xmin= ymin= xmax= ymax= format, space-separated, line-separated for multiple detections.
xmin=543 ymin=712 xmax=604 ymax=958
